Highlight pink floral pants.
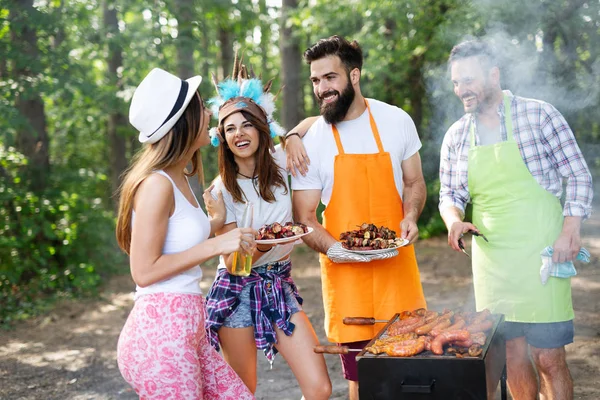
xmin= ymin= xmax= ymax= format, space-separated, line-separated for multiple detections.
xmin=117 ymin=292 xmax=254 ymax=400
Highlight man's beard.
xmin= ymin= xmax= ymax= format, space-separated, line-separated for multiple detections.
xmin=464 ymin=81 xmax=495 ymax=113
xmin=318 ymin=81 xmax=355 ymax=125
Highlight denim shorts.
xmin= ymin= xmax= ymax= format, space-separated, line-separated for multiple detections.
xmin=503 ymin=320 xmax=574 ymax=349
xmin=222 ymin=269 xmax=302 ymax=329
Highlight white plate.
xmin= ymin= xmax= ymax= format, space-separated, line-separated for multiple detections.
xmin=255 ymin=227 xmax=314 ymax=245
xmin=342 ymin=238 xmax=409 ymax=255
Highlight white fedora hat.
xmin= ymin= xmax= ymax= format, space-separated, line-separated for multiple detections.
xmin=129 ymin=68 xmax=203 ymax=144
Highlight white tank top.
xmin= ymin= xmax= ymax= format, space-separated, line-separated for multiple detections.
xmin=134 ymin=170 xmax=211 ymax=300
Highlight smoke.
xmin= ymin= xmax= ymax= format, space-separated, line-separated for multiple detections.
xmin=425 ymin=0 xmax=600 ymax=143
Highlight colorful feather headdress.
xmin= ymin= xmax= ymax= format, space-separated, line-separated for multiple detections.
xmin=208 ymin=53 xmax=285 ymax=148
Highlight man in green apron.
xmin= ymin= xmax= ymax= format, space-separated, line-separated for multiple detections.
xmin=439 ymin=40 xmax=593 ymax=400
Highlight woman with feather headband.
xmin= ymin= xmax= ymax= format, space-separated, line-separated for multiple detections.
xmin=203 ymin=60 xmax=332 ymax=399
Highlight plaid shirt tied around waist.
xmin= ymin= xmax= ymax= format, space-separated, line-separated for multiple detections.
xmin=205 ymin=259 xmax=302 ymax=364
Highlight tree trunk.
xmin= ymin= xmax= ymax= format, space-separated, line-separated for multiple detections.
xmin=219 ymin=26 xmax=233 ymax=79
xmin=407 ymin=56 xmax=424 ymax=137
xmin=0 ymin=55 xmax=6 ymax=78
xmin=172 ymin=0 xmax=204 ymax=196
xmin=172 ymin=0 xmax=195 ymax=79
xmin=103 ymin=1 xmax=127 ymax=206
xmin=259 ymin=0 xmax=271 ymax=79
xmin=199 ymin=18 xmax=210 ymax=85
xmin=51 ymin=0 xmax=65 ymax=50
xmin=279 ymin=0 xmax=304 ymax=130
xmin=9 ymin=0 xmax=50 ymax=192
xmin=381 ymin=18 xmax=396 ymax=106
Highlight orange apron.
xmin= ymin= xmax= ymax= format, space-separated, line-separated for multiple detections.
xmin=319 ymin=100 xmax=426 ymax=343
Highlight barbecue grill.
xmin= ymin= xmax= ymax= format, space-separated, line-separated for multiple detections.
xmin=356 ymin=313 xmax=507 ymax=400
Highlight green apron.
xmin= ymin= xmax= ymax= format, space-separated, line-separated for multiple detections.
xmin=468 ymin=94 xmax=573 ymax=323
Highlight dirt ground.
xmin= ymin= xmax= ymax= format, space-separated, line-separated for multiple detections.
xmin=1 ymin=215 xmax=599 ymax=399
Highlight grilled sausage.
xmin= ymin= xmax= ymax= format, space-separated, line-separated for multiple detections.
xmin=431 ymin=330 xmax=471 ymax=355
xmin=429 ymin=318 xmax=453 ymax=337
xmin=385 ymin=336 xmax=427 ymax=357
xmin=343 ymin=317 xmax=378 ymax=325
xmin=388 ymin=317 xmax=426 ymax=335
xmin=451 ymin=339 xmax=473 ymax=348
xmin=441 ymin=318 xmax=466 ymax=332
xmin=466 ymin=319 xmax=493 ymax=333
xmin=423 ymin=310 xmax=440 ymax=322
xmin=470 ymin=309 xmax=491 ymax=325
xmin=314 ymin=345 xmax=351 ymax=354
xmin=415 ymin=317 xmax=443 ymax=335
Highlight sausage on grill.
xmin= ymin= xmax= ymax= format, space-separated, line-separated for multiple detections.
xmin=429 ymin=318 xmax=453 ymax=337
xmin=431 ymin=330 xmax=471 ymax=355
xmin=384 ymin=336 xmax=427 ymax=357
xmin=466 ymin=319 xmax=493 ymax=333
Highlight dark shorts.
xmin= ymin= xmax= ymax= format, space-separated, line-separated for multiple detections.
xmin=503 ymin=320 xmax=574 ymax=349
xmin=338 ymin=339 xmax=371 ymax=381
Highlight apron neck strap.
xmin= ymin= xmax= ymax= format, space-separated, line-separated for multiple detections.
xmin=332 ymin=99 xmax=384 ymax=155
xmin=469 ymin=93 xmax=514 ymax=147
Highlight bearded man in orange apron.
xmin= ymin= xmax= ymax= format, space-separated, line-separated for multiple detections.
xmin=291 ymin=35 xmax=427 ymax=400
xmin=439 ymin=40 xmax=593 ymax=400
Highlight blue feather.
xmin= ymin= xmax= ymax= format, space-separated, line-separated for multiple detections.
xmin=269 ymin=123 xmax=278 ymax=138
xmin=218 ymin=79 xmax=241 ymax=101
xmin=240 ymin=79 xmax=263 ymax=102
xmin=211 ymin=136 xmax=220 ymax=147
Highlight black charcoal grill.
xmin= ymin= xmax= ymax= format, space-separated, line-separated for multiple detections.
xmin=357 ymin=314 xmax=507 ymax=400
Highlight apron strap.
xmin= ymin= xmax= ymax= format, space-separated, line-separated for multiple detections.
xmin=469 ymin=93 xmax=514 ymax=146
xmin=332 ymin=99 xmax=385 ymax=155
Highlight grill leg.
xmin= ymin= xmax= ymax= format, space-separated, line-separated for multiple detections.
xmin=501 ymin=365 xmax=507 ymax=400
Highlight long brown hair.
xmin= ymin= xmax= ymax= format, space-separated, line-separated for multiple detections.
xmin=115 ymin=93 xmax=204 ymax=254
xmin=218 ymin=110 xmax=287 ymax=204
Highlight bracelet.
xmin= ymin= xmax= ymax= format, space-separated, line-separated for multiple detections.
xmin=257 ymin=245 xmax=271 ymax=253
xmin=285 ymin=132 xmax=300 ymax=140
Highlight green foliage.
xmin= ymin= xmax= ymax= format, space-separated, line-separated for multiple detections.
xmin=0 ymin=145 xmax=123 ymax=326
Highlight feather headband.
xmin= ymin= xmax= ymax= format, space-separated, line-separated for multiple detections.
xmin=208 ymin=54 xmax=285 ymax=148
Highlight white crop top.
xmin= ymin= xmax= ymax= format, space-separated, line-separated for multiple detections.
xmin=211 ymin=146 xmax=295 ymax=269
xmin=134 ymin=170 xmax=211 ymax=299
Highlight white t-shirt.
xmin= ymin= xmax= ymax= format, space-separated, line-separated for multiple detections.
xmin=291 ymin=98 xmax=422 ymax=205
xmin=211 ymin=146 xmax=295 ymax=268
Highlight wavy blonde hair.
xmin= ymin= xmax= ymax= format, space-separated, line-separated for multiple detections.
xmin=116 ymin=93 xmax=205 ymax=254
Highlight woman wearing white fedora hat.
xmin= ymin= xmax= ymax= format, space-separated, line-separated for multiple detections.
xmin=115 ymin=68 xmax=255 ymax=399
xmin=203 ymin=62 xmax=332 ymax=399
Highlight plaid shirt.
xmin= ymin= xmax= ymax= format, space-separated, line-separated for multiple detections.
xmin=439 ymin=91 xmax=593 ymax=219
xmin=204 ymin=259 xmax=302 ymax=364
